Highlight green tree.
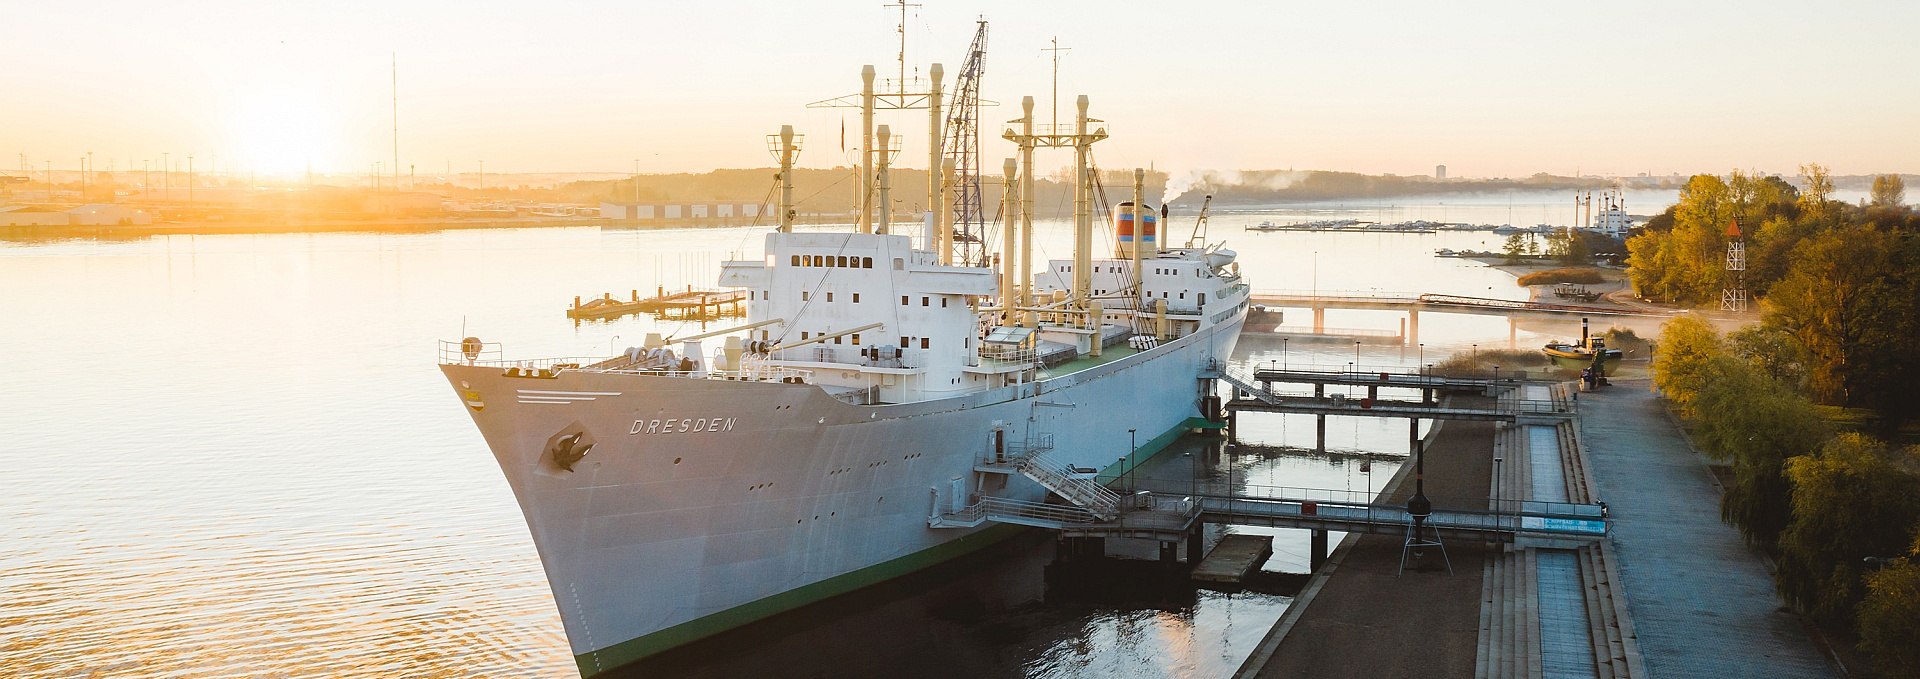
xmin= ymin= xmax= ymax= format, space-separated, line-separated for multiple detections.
xmin=1858 ymin=527 xmax=1920 ymax=677
xmin=1870 ymin=174 xmax=1905 ymax=208
xmin=1777 ymin=434 xmax=1920 ymax=627
xmin=1763 ymin=226 xmax=1920 ymax=428
xmin=1728 ymin=323 xmax=1808 ymax=389
xmin=1651 ymin=315 xmax=1724 ymax=417
xmin=1502 ymin=232 xmax=1528 ymax=264
xmin=1692 ymin=353 xmax=1827 ymax=547
xmin=1799 ymin=163 xmax=1834 ymax=216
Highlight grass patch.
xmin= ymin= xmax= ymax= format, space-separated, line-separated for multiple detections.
xmin=1428 ymin=348 xmax=1575 ymax=379
xmin=1516 ymin=267 xmax=1606 ymax=286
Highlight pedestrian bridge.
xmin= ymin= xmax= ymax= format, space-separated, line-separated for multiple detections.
xmin=932 ymin=484 xmax=1608 ymax=546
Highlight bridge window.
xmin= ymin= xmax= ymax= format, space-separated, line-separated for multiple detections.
xmin=826 ymin=292 xmax=833 ymax=302
xmin=851 ymin=333 xmax=861 ymax=345
xmin=901 ymin=295 xmax=909 ymax=305
xmin=852 ymin=293 xmax=861 ymax=303
xmin=833 ymin=335 xmax=842 ymax=344
xmin=801 ymin=332 xmax=810 ymax=340
xmin=941 ymin=297 xmax=948 ymax=308
xmin=801 ymin=291 xmax=810 ymax=301
xmin=893 ymin=258 xmax=905 ymax=270
xmin=862 ymin=257 xmax=873 ymax=268
xmin=791 ymin=255 xmax=800 ymax=266
xmin=920 ymin=338 xmax=930 ymax=349
xmin=921 ymin=296 xmax=929 ymax=307
xmin=838 ymin=256 xmax=848 ymax=267
xmin=900 ymin=336 xmax=909 ymax=347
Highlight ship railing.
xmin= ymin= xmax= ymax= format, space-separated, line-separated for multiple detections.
xmin=978 ymin=345 xmax=1039 ymax=364
xmin=438 ymin=341 xmax=811 ymax=383
xmin=1002 ymin=433 xmax=1055 ymax=459
xmin=960 ymin=496 xmax=1104 ymax=526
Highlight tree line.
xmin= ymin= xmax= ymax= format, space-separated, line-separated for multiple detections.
xmin=1654 ymin=314 xmax=1920 ymax=675
xmin=1631 ymin=168 xmax=1920 ymax=427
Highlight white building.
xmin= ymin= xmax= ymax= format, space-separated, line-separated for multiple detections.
xmin=600 ymin=201 xmax=766 ymax=221
xmin=66 ymin=204 xmax=154 ymax=225
xmin=0 ymin=205 xmax=69 ymax=226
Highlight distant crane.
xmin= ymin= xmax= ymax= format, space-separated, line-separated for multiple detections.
xmin=1186 ymin=194 xmax=1214 ymax=248
xmin=943 ymin=20 xmax=988 ymax=265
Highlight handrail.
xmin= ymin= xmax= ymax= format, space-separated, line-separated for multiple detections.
xmin=437 ymin=340 xmax=812 ymax=383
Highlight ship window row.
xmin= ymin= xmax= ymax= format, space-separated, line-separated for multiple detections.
xmin=898 ymin=336 xmax=931 ymax=349
xmin=801 ymin=292 xmax=863 ymax=303
xmin=796 ymin=331 xmax=864 ymax=345
xmin=900 ymin=295 xmax=944 ymax=307
xmin=792 ymin=254 xmax=873 ymax=269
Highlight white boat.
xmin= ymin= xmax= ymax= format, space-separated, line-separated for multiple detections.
xmin=437 ymin=42 xmax=1249 ymax=678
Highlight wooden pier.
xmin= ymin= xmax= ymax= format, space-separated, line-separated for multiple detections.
xmin=566 ymin=286 xmax=748 ymax=321
xmin=1192 ymin=534 xmax=1275 ymax=584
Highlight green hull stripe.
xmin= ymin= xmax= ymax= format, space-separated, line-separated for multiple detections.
xmin=574 ymin=416 xmax=1215 ymax=677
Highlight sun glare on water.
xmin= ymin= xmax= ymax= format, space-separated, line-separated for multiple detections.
xmin=225 ymin=89 xmax=338 ymax=177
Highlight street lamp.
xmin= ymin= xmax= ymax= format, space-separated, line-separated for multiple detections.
xmin=1128 ymin=428 xmax=1138 ymax=493
xmin=1282 ymin=337 xmax=1289 ymax=370
xmin=1354 ymin=340 xmax=1361 ymax=372
xmin=1493 ymin=456 xmax=1503 ymax=517
xmin=1418 ymin=343 xmax=1425 ymax=374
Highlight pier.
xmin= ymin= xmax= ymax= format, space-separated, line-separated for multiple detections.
xmin=923 ymin=358 xmax=1688 ymax=678
xmin=566 ymin=286 xmax=747 ymax=321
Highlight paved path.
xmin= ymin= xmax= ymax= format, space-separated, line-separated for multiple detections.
xmin=1577 ymin=382 xmax=1834 ymax=679
xmin=1251 ymin=417 xmax=1495 ymax=679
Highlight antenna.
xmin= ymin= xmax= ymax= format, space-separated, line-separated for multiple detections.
xmin=392 ymin=52 xmax=400 ymax=192
xmin=885 ymin=0 xmax=921 ymax=95
xmin=1043 ymin=37 xmax=1070 ymax=133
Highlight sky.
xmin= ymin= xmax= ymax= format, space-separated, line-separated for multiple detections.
xmin=3 ymin=0 xmax=1917 ymax=180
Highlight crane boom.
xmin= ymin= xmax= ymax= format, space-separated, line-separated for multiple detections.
xmin=942 ymin=20 xmax=988 ymax=265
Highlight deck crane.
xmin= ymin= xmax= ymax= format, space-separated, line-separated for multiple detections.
xmin=943 ymin=20 xmax=988 ymax=265
xmin=1185 ymin=194 xmax=1214 ymax=248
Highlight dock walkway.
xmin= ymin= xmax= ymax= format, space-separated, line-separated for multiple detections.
xmin=1578 ymin=382 xmax=1834 ymax=678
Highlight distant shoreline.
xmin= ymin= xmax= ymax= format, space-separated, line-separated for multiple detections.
xmin=0 ymin=215 xmax=857 ymax=241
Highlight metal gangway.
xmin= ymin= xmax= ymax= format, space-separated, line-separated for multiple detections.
xmin=1210 ymin=365 xmax=1572 ymax=423
xmin=934 ymin=483 xmax=1607 ymax=546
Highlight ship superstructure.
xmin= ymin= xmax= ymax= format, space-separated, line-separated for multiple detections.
xmin=439 ymin=41 xmax=1248 ymax=677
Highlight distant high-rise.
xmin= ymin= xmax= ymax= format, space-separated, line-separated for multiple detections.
xmin=1435 ymin=164 xmax=1447 ymax=180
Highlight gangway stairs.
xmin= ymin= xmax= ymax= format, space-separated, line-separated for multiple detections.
xmin=930 ymin=434 xmax=1124 ymax=528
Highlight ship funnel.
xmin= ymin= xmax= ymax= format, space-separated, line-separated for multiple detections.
xmin=1114 ymin=201 xmax=1158 ymax=258
xmin=1582 ymin=318 xmax=1590 ymax=344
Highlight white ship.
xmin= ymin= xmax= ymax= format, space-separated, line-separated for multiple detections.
xmin=439 ymin=54 xmax=1249 ymax=677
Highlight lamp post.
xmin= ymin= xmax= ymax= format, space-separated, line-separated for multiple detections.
xmin=1418 ymin=343 xmax=1425 ymax=374
xmin=610 ymin=335 xmax=621 ymax=357
xmin=1493 ymin=456 xmax=1504 ymax=518
xmin=1354 ymin=340 xmax=1361 ymax=373
xmin=1282 ymin=337 xmax=1289 ymax=370
xmin=1128 ymin=428 xmax=1138 ymax=494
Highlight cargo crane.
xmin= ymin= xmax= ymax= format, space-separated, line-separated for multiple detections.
xmin=943 ymin=20 xmax=988 ymax=266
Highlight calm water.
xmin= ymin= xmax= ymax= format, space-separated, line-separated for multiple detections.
xmin=0 ymin=192 xmax=1659 ymax=677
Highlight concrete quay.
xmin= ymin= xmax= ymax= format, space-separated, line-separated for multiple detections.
xmin=1578 ymin=381 xmax=1834 ymax=679
xmin=1233 ymin=378 xmax=1839 ymax=679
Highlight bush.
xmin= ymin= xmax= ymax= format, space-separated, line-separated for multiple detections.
xmin=1515 ymin=267 xmax=1607 ymax=286
xmin=1428 ymin=348 xmax=1553 ymax=377
xmin=1858 ymin=528 xmax=1920 ymax=677
xmin=1777 ymin=435 xmax=1920 ymax=627
xmin=1601 ymin=326 xmax=1651 ymax=356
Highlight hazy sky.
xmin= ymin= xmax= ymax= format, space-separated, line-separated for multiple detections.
xmin=4 ymin=1 xmax=1916 ymax=180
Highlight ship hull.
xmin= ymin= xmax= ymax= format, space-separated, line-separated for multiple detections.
xmin=443 ymin=316 xmax=1242 ymax=676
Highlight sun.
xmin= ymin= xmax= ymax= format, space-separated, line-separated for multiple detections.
xmin=225 ymin=88 xmax=338 ymax=177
